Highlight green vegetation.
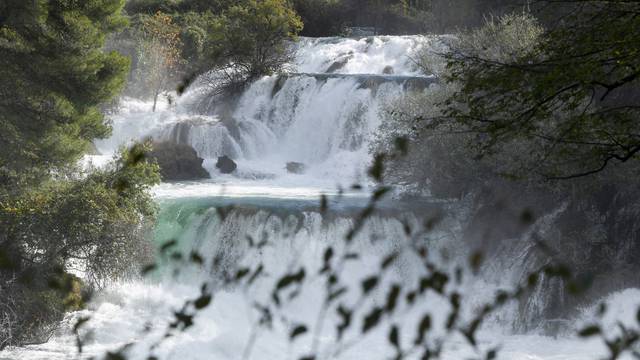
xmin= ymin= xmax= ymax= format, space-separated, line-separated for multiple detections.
xmin=0 ymin=146 xmax=160 ymax=347
xmin=120 ymin=0 xmax=302 ymax=100
xmin=2 ymin=0 xmax=640 ymax=357
xmin=290 ymin=0 xmax=434 ymax=36
xmin=375 ymin=2 xmax=640 ymax=331
xmin=442 ymin=4 xmax=640 ymax=180
xmin=0 ymin=0 xmax=130 ymax=189
xmin=0 ymin=0 xmax=301 ymax=348
xmin=217 ymin=0 xmax=303 ymax=77
xmin=0 ymin=0 xmax=160 ymax=348
xmin=137 ymin=11 xmax=183 ymax=111
xmin=291 ymin=0 xmax=519 ymax=36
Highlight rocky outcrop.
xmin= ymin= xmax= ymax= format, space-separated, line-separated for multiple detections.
xmin=327 ymin=58 xmax=349 ymax=73
xmin=286 ymin=162 xmax=306 ymax=174
xmin=382 ymin=65 xmax=394 ymax=74
xmin=216 ymin=155 xmax=237 ymax=174
xmin=326 ymin=52 xmax=353 ymax=73
xmin=147 ymin=141 xmax=210 ymax=181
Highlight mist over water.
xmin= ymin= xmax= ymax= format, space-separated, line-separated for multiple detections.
xmin=6 ymin=36 xmax=640 ymax=360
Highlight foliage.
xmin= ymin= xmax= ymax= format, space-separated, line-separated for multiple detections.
xmin=124 ymin=0 xmax=184 ymax=14
xmin=135 ymin=11 xmax=183 ymax=111
xmin=75 ymin=146 xmax=640 ymax=360
xmin=374 ymin=10 xmax=640 ymax=335
xmin=198 ymin=0 xmax=303 ymax=94
xmin=121 ymin=0 xmax=302 ymax=97
xmin=0 ymin=145 xmax=160 ymax=348
xmin=439 ymin=4 xmax=640 ymax=180
xmin=0 ymin=0 xmax=130 ymax=189
xmin=291 ymin=0 xmax=348 ymax=36
xmin=290 ymin=0 xmax=520 ymax=36
xmin=291 ymin=0 xmax=434 ymax=36
xmin=124 ymin=0 xmax=233 ymax=15
xmin=0 ymin=2 xmax=161 ymax=348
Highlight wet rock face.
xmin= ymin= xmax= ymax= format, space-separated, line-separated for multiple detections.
xmin=216 ymin=155 xmax=237 ymax=174
xmin=326 ymin=58 xmax=349 ymax=73
xmin=148 ymin=141 xmax=210 ymax=181
xmin=286 ymin=162 xmax=306 ymax=174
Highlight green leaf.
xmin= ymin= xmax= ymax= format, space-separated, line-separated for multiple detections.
xmin=321 ymin=247 xmax=334 ymax=273
xmin=290 ymin=325 xmax=308 ymax=340
xmin=248 ymin=264 xmax=264 ymax=285
xmin=236 ymin=268 xmax=250 ymax=280
xmin=194 ymin=294 xmax=212 ymax=309
xmin=368 ymin=154 xmax=385 ymax=182
xmin=105 ymin=352 xmax=126 ymax=360
xmin=337 ymin=305 xmax=352 ymax=339
xmin=172 ymin=310 xmax=194 ymax=329
xmin=578 ymin=325 xmax=601 ymax=337
xmin=344 ymin=253 xmax=359 ymax=260
xmin=362 ymin=276 xmax=379 ymax=294
xmin=160 ymin=239 xmax=178 ymax=253
xmin=190 ymin=252 xmax=204 ymax=265
xmin=328 ymin=287 xmax=348 ymax=302
xmin=389 ymin=325 xmax=400 ymax=349
xmin=141 ymin=263 xmax=157 ymax=275
xmin=324 ymin=247 xmax=334 ymax=264
xmin=273 ymin=268 xmax=306 ymax=305
xmin=385 ymin=284 xmax=401 ymax=313
xmin=362 ymin=307 xmax=384 ymax=333
xmin=485 ymin=348 xmax=498 ymax=360
xmin=381 ymin=252 xmax=398 ymax=269
xmin=406 ymin=291 xmax=417 ymax=305
xmin=372 ymin=186 xmax=391 ymax=201
xmin=276 ymin=269 xmax=305 ymax=290
xmin=414 ymin=314 xmax=431 ymax=345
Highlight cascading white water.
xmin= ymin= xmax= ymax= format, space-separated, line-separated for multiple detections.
xmin=6 ymin=36 xmax=640 ymax=360
xmin=94 ymin=35 xmax=439 ymax=190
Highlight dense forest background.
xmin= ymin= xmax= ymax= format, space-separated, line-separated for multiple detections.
xmin=1 ymin=0 xmax=640 ymax=358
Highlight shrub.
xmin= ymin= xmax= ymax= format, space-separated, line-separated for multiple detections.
xmin=199 ymin=0 xmax=303 ymax=96
xmin=0 ymin=145 xmax=160 ymax=348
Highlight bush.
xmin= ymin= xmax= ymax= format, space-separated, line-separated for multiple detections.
xmin=373 ymin=10 xmax=640 ymax=327
xmin=199 ymin=0 xmax=303 ymax=95
xmin=0 ymin=145 xmax=160 ymax=348
xmin=292 ymin=0 xmax=349 ymax=36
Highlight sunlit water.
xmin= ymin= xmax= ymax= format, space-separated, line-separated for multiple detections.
xmin=3 ymin=36 xmax=639 ymax=360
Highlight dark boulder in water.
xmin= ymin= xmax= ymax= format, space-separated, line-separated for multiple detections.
xmin=327 ymin=58 xmax=349 ymax=73
xmin=148 ymin=141 xmax=210 ymax=181
xmin=286 ymin=162 xmax=306 ymax=174
xmin=382 ymin=65 xmax=394 ymax=74
xmin=216 ymin=155 xmax=237 ymax=174
xmin=326 ymin=52 xmax=354 ymax=73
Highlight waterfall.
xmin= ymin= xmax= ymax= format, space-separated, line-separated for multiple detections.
xmin=94 ymin=36 xmax=439 ymax=187
xmin=6 ymin=36 xmax=639 ymax=360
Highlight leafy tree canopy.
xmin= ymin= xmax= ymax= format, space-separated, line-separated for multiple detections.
xmin=205 ymin=0 xmax=304 ymax=79
xmin=438 ymin=1 xmax=640 ymax=180
xmin=0 ymin=0 xmax=130 ymax=190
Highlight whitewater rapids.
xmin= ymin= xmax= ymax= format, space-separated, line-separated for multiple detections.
xmin=3 ymin=35 xmax=640 ymax=360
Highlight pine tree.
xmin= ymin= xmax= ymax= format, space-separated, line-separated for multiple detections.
xmin=0 ymin=0 xmax=130 ymax=190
